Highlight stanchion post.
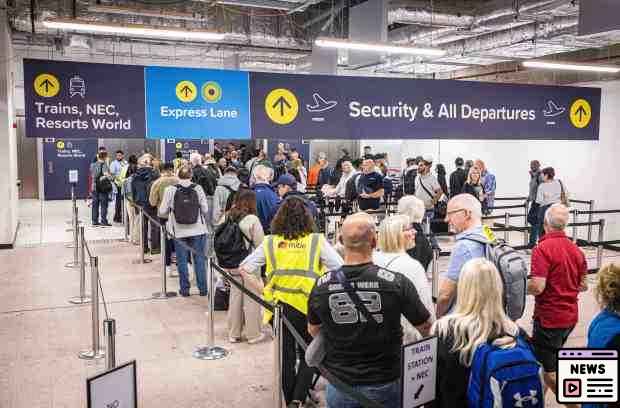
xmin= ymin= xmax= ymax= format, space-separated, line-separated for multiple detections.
xmin=133 ymin=208 xmax=151 ymax=264
xmin=432 ymin=249 xmax=439 ymax=301
xmin=588 ymin=200 xmax=595 ymax=244
xmin=65 ymin=199 xmax=80 ymax=268
xmin=597 ymin=219 xmax=605 ymax=270
xmin=572 ymin=209 xmax=578 ymax=243
xmin=273 ymin=305 xmax=283 ymax=408
xmin=193 ymin=257 xmax=228 ymax=360
xmin=121 ymin=197 xmax=129 ymax=242
xmin=152 ymin=223 xmax=177 ymax=299
xmin=104 ymin=318 xmax=116 ymax=370
xmin=79 ymin=256 xmax=105 ymax=360
xmin=503 ymin=212 xmax=510 ymax=242
xmin=523 ymin=202 xmax=529 ymax=246
xmin=69 ymin=226 xmax=91 ymax=304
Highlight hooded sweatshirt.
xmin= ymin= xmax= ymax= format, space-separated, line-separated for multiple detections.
xmin=212 ymin=173 xmax=242 ymax=224
xmin=131 ymin=167 xmax=158 ymax=207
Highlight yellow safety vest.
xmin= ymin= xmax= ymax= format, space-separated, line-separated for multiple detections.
xmin=263 ymin=233 xmax=325 ymax=323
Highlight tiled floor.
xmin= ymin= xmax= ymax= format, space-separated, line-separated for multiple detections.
xmin=1 ymin=200 xmax=617 ymax=407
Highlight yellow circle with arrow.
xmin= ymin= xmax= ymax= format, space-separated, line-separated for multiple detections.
xmin=202 ymin=82 xmax=222 ymax=103
xmin=569 ymin=99 xmax=592 ymax=128
xmin=265 ymin=88 xmax=298 ymax=125
xmin=175 ymin=142 xmax=183 ymax=149
xmin=56 ymin=140 xmax=65 ymax=149
xmin=34 ymin=73 xmax=60 ymax=97
xmin=175 ymin=80 xmax=197 ymax=103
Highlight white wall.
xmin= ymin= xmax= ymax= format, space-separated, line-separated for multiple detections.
xmin=0 ymin=10 xmax=18 ymax=246
xmin=363 ymin=80 xmax=620 ymax=239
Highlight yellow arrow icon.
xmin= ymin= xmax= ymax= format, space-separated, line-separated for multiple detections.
xmin=56 ymin=140 xmax=65 ymax=149
xmin=34 ymin=73 xmax=60 ymax=97
xmin=265 ymin=88 xmax=299 ymax=125
xmin=176 ymin=81 xmax=197 ymax=103
xmin=569 ymin=99 xmax=591 ymax=128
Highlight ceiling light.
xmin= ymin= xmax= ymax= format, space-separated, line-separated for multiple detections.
xmin=523 ymin=60 xmax=620 ymax=73
xmin=314 ymin=37 xmax=445 ymax=57
xmin=43 ymin=18 xmax=226 ymax=42
xmin=216 ymin=0 xmax=292 ymax=11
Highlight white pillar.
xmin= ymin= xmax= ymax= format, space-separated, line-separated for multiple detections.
xmin=0 ymin=4 xmax=19 ymax=247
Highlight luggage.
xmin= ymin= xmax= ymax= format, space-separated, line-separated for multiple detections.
xmin=173 ymin=184 xmax=200 ymax=225
xmin=214 ymin=216 xmax=252 ymax=268
xmin=468 ymin=336 xmax=544 ymax=408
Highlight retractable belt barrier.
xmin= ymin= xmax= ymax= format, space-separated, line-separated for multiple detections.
xmin=133 ymin=203 xmax=382 ymax=407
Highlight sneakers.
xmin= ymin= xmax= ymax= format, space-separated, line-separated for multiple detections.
xmin=100 ymin=222 xmax=112 ymax=227
xmin=287 ymin=401 xmax=303 ymax=408
xmin=228 ymin=337 xmax=242 ymax=343
xmin=247 ymin=333 xmax=270 ymax=345
xmin=179 ymin=291 xmax=190 ymax=297
xmin=166 ymin=266 xmax=179 ymax=278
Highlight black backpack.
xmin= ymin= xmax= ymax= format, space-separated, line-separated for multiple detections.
xmin=173 ymin=184 xmax=200 ymax=225
xmin=403 ymin=168 xmax=417 ymax=195
xmin=131 ymin=171 xmax=153 ymax=207
xmin=94 ymin=163 xmax=113 ymax=194
xmin=344 ymin=173 xmax=362 ymax=202
xmin=214 ymin=216 xmax=252 ymax=268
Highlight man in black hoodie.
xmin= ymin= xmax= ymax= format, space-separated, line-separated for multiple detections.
xmin=131 ymin=155 xmax=160 ymax=254
xmin=449 ymin=157 xmax=467 ymax=198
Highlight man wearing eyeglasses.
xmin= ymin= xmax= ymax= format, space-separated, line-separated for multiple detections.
xmin=436 ymin=193 xmax=489 ymax=318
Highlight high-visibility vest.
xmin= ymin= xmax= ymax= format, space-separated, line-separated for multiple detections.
xmin=263 ymin=233 xmax=325 ymax=323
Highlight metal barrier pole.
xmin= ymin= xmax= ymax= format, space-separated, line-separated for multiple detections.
xmin=194 ymin=257 xmax=229 ymax=360
xmin=79 ymin=256 xmax=105 ymax=360
xmin=273 ymin=305 xmax=283 ymax=408
xmin=65 ymin=201 xmax=80 ymax=268
xmin=503 ymin=212 xmax=510 ymax=242
xmin=65 ymin=184 xmax=81 ymax=234
xmin=152 ymin=223 xmax=177 ymax=299
xmin=121 ymin=198 xmax=129 ymax=242
xmin=69 ymin=226 xmax=91 ymax=304
xmin=432 ymin=249 xmax=439 ymax=301
xmin=571 ymin=209 xmax=578 ymax=243
xmin=588 ymin=200 xmax=595 ymax=244
xmin=104 ymin=318 xmax=116 ymax=370
xmin=597 ymin=219 xmax=605 ymax=270
xmin=523 ymin=202 xmax=529 ymax=247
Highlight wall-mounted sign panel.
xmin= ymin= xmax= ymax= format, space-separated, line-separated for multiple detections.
xmin=250 ymin=72 xmax=601 ymax=140
xmin=24 ymin=59 xmax=602 ymax=141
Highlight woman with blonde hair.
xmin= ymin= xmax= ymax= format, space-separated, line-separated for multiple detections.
xmin=373 ymin=215 xmax=434 ymax=343
xmin=462 ymin=166 xmax=485 ymax=204
xmin=432 ymin=258 xmax=522 ymax=407
xmin=397 ymin=196 xmax=433 ymax=270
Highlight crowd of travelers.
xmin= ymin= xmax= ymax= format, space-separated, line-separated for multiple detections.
xmin=86 ymin=142 xmax=617 ymax=408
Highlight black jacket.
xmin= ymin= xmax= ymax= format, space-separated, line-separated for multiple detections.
xmin=405 ymin=223 xmax=433 ymax=270
xmin=449 ymin=168 xmax=467 ymax=198
xmin=192 ymin=165 xmax=218 ymax=197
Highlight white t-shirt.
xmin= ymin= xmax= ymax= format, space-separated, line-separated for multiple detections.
xmin=373 ymin=251 xmax=435 ymax=343
xmin=415 ymin=173 xmax=441 ymax=209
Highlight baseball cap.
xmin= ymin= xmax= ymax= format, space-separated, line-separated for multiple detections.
xmin=275 ymin=174 xmax=297 ymax=188
xmin=422 ymin=154 xmax=434 ymax=164
xmin=224 ymin=166 xmax=238 ymax=174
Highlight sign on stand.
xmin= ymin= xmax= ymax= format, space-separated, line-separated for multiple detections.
xmin=87 ymin=360 xmax=137 ymax=408
xmin=402 ymin=337 xmax=437 ymax=408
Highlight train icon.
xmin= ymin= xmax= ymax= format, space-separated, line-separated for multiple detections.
xmin=69 ymin=76 xmax=86 ymax=98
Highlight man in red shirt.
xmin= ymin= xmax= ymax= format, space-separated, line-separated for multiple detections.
xmin=528 ymin=203 xmax=588 ymax=404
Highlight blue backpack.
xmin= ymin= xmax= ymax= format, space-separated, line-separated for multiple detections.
xmin=467 ymin=336 xmax=544 ymax=408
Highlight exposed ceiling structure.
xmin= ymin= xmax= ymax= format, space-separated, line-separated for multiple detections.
xmin=5 ymin=0 xmax=620 ymax=77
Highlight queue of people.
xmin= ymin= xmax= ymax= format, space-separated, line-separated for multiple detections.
xmin=91 ymin=142 xmax=612 ymax=408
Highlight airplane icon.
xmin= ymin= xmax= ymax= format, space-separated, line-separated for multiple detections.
xmin=543 ymin=100 xmax=566 ymax=117
xmin=306 ymin=93 xmax=338 ymax=113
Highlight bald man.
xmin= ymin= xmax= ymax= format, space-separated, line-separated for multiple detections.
xmin=307 ymin=212 xmax=432 ymax=408
xmin=528 ymin=203 xmax=588 ymax=402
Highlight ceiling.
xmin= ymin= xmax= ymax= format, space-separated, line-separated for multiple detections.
xmin=6 ymin=0 xmax=620 ymax=77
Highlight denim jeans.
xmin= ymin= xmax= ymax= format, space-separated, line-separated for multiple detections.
xmin=174 ymin=234 xmax=207 ymax=295
xmin=91 ymin=192 xmax=110 ymax=224
xmin=326 ymin=379 xmax=401 ymax=408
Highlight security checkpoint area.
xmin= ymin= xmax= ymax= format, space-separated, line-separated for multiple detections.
xmin=3 ymin=0 xmax=620 ymax=407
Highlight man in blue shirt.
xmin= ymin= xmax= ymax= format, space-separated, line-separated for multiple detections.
xmin=436 ymin=193 xmax=489 ymax=317
xmin=109 ymin=150 xmax=127 ymax=223
xmin=357 ymin=158 xmax=384 ymax=211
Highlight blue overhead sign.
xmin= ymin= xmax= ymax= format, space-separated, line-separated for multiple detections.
xmin=249 ymin=72 xmax=601 ymax=140
xmin=24 ymin=59 xmax=146 ymax=139
xmin=145 ymin=67 xmax=251 ymax=140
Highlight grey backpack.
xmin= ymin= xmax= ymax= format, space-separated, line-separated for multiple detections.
xmin=463 ymin=237 xmax=528 ymax=321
